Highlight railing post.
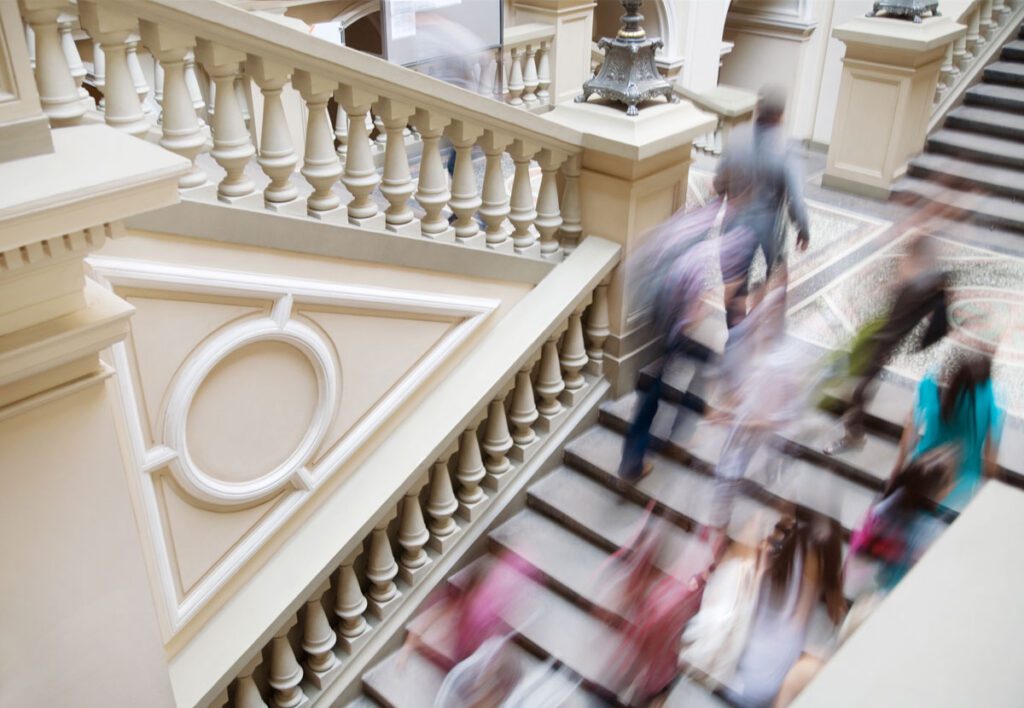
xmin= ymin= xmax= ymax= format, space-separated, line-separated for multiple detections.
xmin=411 ymin=109 xmax=455 ymax=241
xmin=558 ymin=153 xmax=582 ymax=254
xmin=20 ymin=0 xmax=86 ymax=126
xmin=374 ymin=97 xmax=418 ymax=234
xmin=522 ymin=43 xmax=539 ymax=105
xmin=333 ymin=552 xmax=370 ymax=654
xmin=268 ymin=616 xmax=307 ymax=708
xmin=196 ymin=40 xmax=256 ymax=201
xmin=246 ymin=56 xmax=298 ymax=206
xmin=479 ymin=129 xmax=514 ymax=252
xmin=140 ymin=21 xmax=207 ymax=189
xmin=365 ymin=516 xmax=400 ymax=619
xmin=455 ymin=425 xmax=488 ymax=520
xmin=397 ymin=482 xmax=431 ymax=584
xmin=560 ymin=307 xmax=589 ymax=404
xmin=584 ymin=281 xmax=610 ymax=376
xmin=481 ymin=395 xmax=514 ymax=490
xmin=426 ymin=458 xmax=460 ymax=552
xmin=537 ymin=40 xmax=552 ymax=103
xmin=508 ymin=138 xmax=540 ymax=256
xmin=337 ymin=84 xmax=384 ymax=229
xmin=301 ymin=583 xmax=341 ymax=689
xmin=509 ymin=364 xmax=539 ymax=461
xmin=79 ymin=1 xmax=149 ymax=137
xmin=294 ymin=70 xmax=345 ymax=219
xmin=535 ymin=334 xmax=566 ymax=432
xmin=445 ymin=120 xmax=485 ymax=247
xmin=507 ymin=45 xmax=525 ymax=105
xmin=535 ymin=148 xmax=566 ymax=261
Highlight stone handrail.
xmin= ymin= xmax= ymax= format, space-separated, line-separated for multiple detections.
xmin=169 ymin=235 xmax=619 ymax=707
xmin=932 ymin=0 xmax=1024 ymax=127
xmin=674 ymin=83 xmax=757 ymax=156
xmin=23 ymin=0 xmax=584 ymax=262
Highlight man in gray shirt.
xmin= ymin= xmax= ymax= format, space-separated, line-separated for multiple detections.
xmin=715 ymin=85 xmax=811 ymax=329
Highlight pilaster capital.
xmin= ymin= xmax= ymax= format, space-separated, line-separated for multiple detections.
xmin=78 ymin=1 xmax=138 ymax=43
xmin=410 ymin=108 xmax=451 ymax=137
xmin=371 ymin=97 xmax=415 ymax=127
xmin=478 ymin=129 xmax=513 ymax=155
xmin=195 ymin=39 xmax=246 ymax=73
xmin=335 ymin=84 xmax=378 ymax=114
xmin=139 ymin=21 xmax=196 ymax=59
xmin=509 ymin=137 xmax=540 ymax=161
xmin=293 ymin=69 xmax=337 ymax=101
xmin=445 ymin=120 xmax=484 ymax=147
xmin=245 ymin=55 xmax=292 ymax=88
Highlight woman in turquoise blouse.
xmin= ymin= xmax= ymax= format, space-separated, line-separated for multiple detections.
xmin=892 ymin=353 xmax=1003 ymax=512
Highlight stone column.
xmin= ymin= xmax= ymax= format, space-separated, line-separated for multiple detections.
xmin=511 ymin=0 xmax=596 ymax=105
xmin=823 ymin=17 xmax=965 ymax=199
xmin=543 ymin=99 xmax=715 ymax=394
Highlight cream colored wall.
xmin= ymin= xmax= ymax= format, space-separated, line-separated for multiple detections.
xmin=0 ymin=381 xmax=175 ymax=707
xmin=811 ymin=0 xmax=873 ymax=146
xmin=92 ymin=230 xmax=531 ymax=645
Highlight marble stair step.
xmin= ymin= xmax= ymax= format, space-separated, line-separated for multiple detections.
xmin=664 ymin=676 xmax=731 ymax=708
xmin=909 ymin=150 xmax=1024 ymax=202
xmin=637 ymin=356 xmax=698 ymax=405
xmin=563 ymin=425 xmax=779 ymax=543
xmin=984 ymin=60 xmax=1024 ymax=87
xmin=927 ymin=128 xmax=1024 ymax=170
xmin=894 ymin=175 xmax=1024 ymax=234
xmin=1002 ymin=38 xmax=1024 ymax=61
xmin=965 ymin=82 xmax=1024 ymax=112
xmin=362 ymin=647 xmax=445 ymax=708
xmin=818 ymin=377 xmax=914 ymax=439
xmin=489 ymin=508 xmax=648 ymax=627
xmin=945 ymin=105 xmax=1024 ymax=142
xmin=527 ymin=466 xmax=713 ymax=570
xmin=345 ymin=695 xmax=383 ymax=708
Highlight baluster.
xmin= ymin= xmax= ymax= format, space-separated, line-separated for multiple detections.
xmin=397 ymin=484 xmax=431 ymax=584
xmin=184 ymin=50 xmax=206 ymax=122
xmin=537 ymin=40 xmax=551 ymax=103
xmin=479 ymin=130 xmax=513 ymax=252
xmin=559 ymin=154 xmax=582 ymax=254
xmin=426 ymin=459 xmax=460 ymax=552
xmin=302 ymin=585 xmax=341 ymax=688
xmin=140 ymin=23 xmax=207 ymax=189
xmin=268 ymin=617 xmax=306 ymax=708
xmin=509 ymin=364 xmax=539 ymax=461
xmin=522 ymin=44 xmax=539 ymax=105
xmin=411 ymin=109 xmax=455 ymax=242
xmin=126 ymin=35 xmax=152 ymax=114
xmin=993 ymin=0 xmax=1009 ymax=25
xmin=953 ymin=31 xmax=970 ymax=73
xmin=371 ymin=111 xmax=386 ymax=151
xmin=247 ymin=57 xmax=298 ymax=206
xmin=333 ymin=555 xmax=370 ymax=653
xmin=584 ymin=283 xmax=610 ymax=375
xmin=365 ymin=518 xmax=401 ymax=618
xmin=24 ymin=2 xmax=86 ymax=126
xmin=337 ymin=85 xmax=384 ymax=228
xmin=509 ymin=139 xmax=540 ymax=256
xmin=235 ymin=75 xmax=252 ymax=132
xmin=508 ymin=46 xmax=525 ymax=105
xmin=446 ymin=121 xmax=485 ymax=246
xmin=456 ymin=426 xmax=487 ymax=519
xmin=153 ymin=59 xmax=164 ymax=116
xmin=980 ymin=0 xmax=996 ymax=41
xmin=80 ymin=2 xmax=148 ymax=137
xmin=966 ymin=8 xmax=983 ymax=56
xmin=536 ymin=149 xmax=565 ymax=261
xmin=294 ymin=71 xmax=344 ymax=219
xmin=196 ymin=41 xmax=255 ymax=200
xmin=561 ymin=309 xmax=589 ymax=404
xmin=91 ymin=40 xmax=105 ymax=105
xmin=535 ymin=335 xmax=566 ymax=431
xmin=58 ymin=14 xmax=90 ymax=107
xmin=481 ymin=396 xmax=513 ymax=490
xmin=375 ymin=98 xmax=418 ymax=233
xmin=233 ymin=656 xmax=268 ymax=708
xmin=334 ymin=102 xmax=348 ymax=160
xmin=935 ymin=43 xmax=954 ymax=104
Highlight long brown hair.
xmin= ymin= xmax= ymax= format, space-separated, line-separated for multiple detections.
xmin=763 ymin=515 xmax=845 ymax=624
xmin=941 ymin=353 xmax=992 ymax=423
xmin=885 ymin=445 xmax=958 ymax=509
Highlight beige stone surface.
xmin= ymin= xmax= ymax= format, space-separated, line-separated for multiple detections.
xmin=0 ymin=382 xmax=175 ymax=707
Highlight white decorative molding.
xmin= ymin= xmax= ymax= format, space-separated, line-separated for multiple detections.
xmin=89 ymin=255 xmax=499 ymax=635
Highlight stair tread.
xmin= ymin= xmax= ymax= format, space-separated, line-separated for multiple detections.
xmin=929 ymin=128 xmax=1024 ymax=163
xmin=946 ymin=104 xmax=1024 ymax=138
xmin=966 ymin=81 xmax=1024 ymax=107
xmin=665 ymin=676 xmax=732 ymax=708
xmin=346 ymin=696 xmax=383 ymax=708
xmin=363 ymin=648 xmax=445 ymax=708
xmin=819 ymin=377 xmax=915 ymax=434
xmin=638 ymin=356 xmax=698 ymax=400
xmin=985 ymin=60 xmax=1024 ymax=78
xmin=896 ymin=175 xmax=1024 ymax=229
xmin=564 ymin=425 xmax=779 ymax=542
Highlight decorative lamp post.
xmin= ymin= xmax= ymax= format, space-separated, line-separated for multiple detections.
xmin=577 ymin=0 xmax=676 ymax=116
xmin=866 ymin=0 xmax=940 ymax=22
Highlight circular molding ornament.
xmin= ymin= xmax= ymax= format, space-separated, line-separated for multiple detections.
xmin=162 ymin=316 xmax=340 ymax=508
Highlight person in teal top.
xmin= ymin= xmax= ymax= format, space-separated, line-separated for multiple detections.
xmin=893 ymin=352 xmax=1003 ymax=512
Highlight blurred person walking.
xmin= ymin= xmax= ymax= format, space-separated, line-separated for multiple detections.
xmin=825 ymin=233 xmax=949 ymax=455
xmin=715 ymin=85 xmax=810 ymax=331
xmin=891 ymin=352 xmax=1003 ymax=512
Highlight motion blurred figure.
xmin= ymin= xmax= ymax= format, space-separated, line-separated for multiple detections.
xmin=715 ymin=85 xmax=810 ymax=331
xmin=825 ymin=233 xmax=949 ymax=455
xmin=892 ymin=351 xmax=1003 ymax=511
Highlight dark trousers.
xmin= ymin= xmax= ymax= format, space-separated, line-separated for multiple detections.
xmin=619 ymin=337 xmax=710 ymax=480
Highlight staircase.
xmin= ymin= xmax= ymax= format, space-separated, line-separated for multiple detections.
xmin=900 ymin=23 xmax=1024 ymax=231
xmin=350 ymin=328 xmax=954 ymax=707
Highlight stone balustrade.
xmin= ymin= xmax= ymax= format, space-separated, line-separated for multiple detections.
xmin=20 ymin=0 xmax=581 ymax=261
xmin=499 ymin=23 xmax=555 ymax=109
xmin=207 ymin=274 xmax=612 ymax=708
xmin=675 ymin=84 xmax=757 ymax=157
xmin=932 ymin=0 xmax=1024 ymax=124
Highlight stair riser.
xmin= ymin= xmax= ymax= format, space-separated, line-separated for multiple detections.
xmin=1003 ymin=47 xmax=1024 ymax=61
xmin=906 ymin=160 xmax=1024 ymax=201
xmin=927 ymin=136 xmax=1024 ymax=170
xmin=598 ymin=408 xmax=717 ymax=475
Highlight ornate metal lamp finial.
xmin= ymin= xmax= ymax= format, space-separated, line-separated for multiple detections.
xmin=576 ymin=0 xmax=676 ymax=116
